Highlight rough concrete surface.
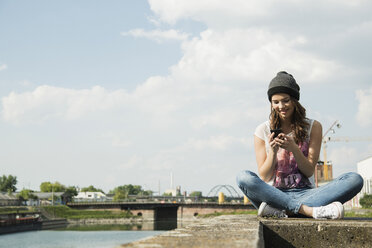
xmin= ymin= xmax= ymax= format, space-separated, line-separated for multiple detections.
xmin=121 ymin=215 xmax=263 ymax=248
xmin=261 ymin=217 xmax=372 ymax=248
xmin=121 ymin=215 xmax=372 ymax=248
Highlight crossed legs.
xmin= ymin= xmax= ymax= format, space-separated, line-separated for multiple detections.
xmin=236 ymin=170 xmax=363 ymax=217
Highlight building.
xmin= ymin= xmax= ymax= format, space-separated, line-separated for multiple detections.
xmin=0 ymin=192 xmax=19 ymax=206
xmin=163 ymin=189 xmax=177 ymax=196
xmin=73 ymin=191 xmax=107 ymax=202
xmin=32 ymin=192 xmax=67 ymax=205
xmin=358 ymin=156 xmax=372 ymax=196
xmin=343 ymin=156 xmax=372 ymax=208
xmin=315 ymin=161 xmax=333 ymax=186
xmin=164 ymin=186 xmax=181 ymax=197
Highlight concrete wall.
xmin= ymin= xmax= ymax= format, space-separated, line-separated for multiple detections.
xmin=358 ymin=157 xmax=372 ymax=178
xmin=358 ymin=156 xmax=372 ymax=195
xmin=130 ymin=209 xmax=155 ymax=220
xmin=178 ymin=205 xmax=254 ymax=219
xmin=83 ymin=204 xmax=253 ymax=220
xmin=354 ymin=156 xmax=372 ymax=208
xmin=67 ymin=202 xmax=255 ymax=222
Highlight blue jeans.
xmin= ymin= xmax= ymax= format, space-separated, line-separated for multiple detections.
xmin=236 ymin=170 xmax=363 ymax=214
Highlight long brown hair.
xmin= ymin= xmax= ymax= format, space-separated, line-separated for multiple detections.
xmin=270 ymin=98 xmax=309 ymax=144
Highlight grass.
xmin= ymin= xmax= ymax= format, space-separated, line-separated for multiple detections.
xmin=344 ymin=210 xmax=372 ymax=218
xmin=199 ymin=210 xmax=258 ymax=218
xmin=0 ymin=206 xmax=35 ymax=215
xmin=41 ymin=205 xmax=136 ymax=219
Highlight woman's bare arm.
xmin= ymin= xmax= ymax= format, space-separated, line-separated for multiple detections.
xmin=255 ymin=133 xmax=279 ymax=182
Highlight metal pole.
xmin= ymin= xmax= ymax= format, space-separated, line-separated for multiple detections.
xmin=52 ymin=185 xmax=54 ymax=206
xmin=324 ymin=143 xmax=328 ymax=180
xmin=322 ymin=120 xmax=339 ymax=182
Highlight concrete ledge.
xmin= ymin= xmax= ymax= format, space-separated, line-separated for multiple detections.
xmin=121 ymin=215 xmax=263 ymax=248
xmin=121 ymin=215 xmax=372 ymax=248
xmin=261 ymin=217 xmax=372 ymax=248
xmin=41 ymin=219 xmax=68 ymax=230
xmin=0 ymin=219 xmax=68 ymax=234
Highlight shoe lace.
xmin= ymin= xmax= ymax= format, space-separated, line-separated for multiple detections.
xmin=273 ymin=210 xmax=287 ymax=218
xmin=266 ymin=207 xmax=287 ymax=218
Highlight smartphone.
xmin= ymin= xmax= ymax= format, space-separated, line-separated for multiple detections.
xmin=270 ymin=129 xmax=282 ymax=139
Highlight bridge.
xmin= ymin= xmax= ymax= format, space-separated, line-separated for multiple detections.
xmin=67 ymin=202 xmax=255 ymax=230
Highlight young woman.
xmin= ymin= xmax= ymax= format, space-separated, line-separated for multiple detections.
xmin=236 ymin=71 xmax=364 ymax=219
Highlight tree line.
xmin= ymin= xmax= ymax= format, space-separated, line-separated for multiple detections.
xmin=0 ymin=174 xmax=153 ymax=202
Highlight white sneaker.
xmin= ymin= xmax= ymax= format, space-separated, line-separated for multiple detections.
xmin=313 ymin=202 xmax=344 ymax=219
xmin=258 ymin=202 xmax=288 ymax=218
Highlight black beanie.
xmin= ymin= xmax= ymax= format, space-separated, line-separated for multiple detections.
xmin=267 ymin=71 xmax=300 ymax=101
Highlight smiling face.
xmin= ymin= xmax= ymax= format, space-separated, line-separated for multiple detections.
xmin=271 ymin=93 xmax=295 ymax=120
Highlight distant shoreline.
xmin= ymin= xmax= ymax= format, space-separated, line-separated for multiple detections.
xmin=66 ymin=217 xmax=147 ymax=225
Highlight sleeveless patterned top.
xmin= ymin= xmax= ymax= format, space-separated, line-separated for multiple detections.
xmin=254 ymin=119 xmax=314 ymax=189
xmin=273 ymin=138 xmax=311 ymax=188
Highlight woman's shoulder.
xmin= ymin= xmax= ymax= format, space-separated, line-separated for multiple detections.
xmin=255 ymin=120 xmax=270 ymax=131
xmin=306 ymin=119 xmax=322 ymax=137
xmin=254 ymin=121 xmax=270 ymax=140
xmin=311 ymin=119 xmax=322 ymax=132
xmin=307 ymin=119 xmax=322 ymax=129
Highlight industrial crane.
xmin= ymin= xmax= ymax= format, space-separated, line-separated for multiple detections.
xmin=320 ymin=120 xmax=341 ymax=183
xmin=319 ymin=120 xmax=372 ymax=185
xmin=325 ymin=136 xmax=372 ymax=142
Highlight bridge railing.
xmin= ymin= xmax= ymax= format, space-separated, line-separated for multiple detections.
xmin=70 ymin=196 xmax=246 ymax=205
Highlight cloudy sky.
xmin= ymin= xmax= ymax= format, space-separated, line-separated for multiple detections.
xmin=1 ymin=0 xmax=372 ymax=195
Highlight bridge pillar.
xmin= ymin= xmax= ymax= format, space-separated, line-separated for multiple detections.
xmin=154 ymin=206 xmax=178 ymax=230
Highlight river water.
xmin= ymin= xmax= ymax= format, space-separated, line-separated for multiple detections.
xmin=0 ymin=228 xmax=164 ymax=248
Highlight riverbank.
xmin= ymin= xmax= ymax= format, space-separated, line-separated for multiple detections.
xmin=122 ymin=214 xmax=262 ymax=248
xmin=121 ymin=214 xmax=372 ymax=248
xmin=2 ymin=205 xmax=371 ymax=237
xmin=0 ymin=217 xmax=68 ymax=235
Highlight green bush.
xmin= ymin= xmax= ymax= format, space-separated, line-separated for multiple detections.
xmin=0 ymin=207 xmax=30 ymax=214
xmin=359 ymin=194 xmax=372 ymax=208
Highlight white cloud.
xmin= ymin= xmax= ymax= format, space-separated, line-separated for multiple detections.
xmin=147 ymin=15 xmax=162 ymax=27
xmin=148 ymin=0 xmax=273 ymax=25
xmin=1 ymin=29 xmax=343 ymax=128
xmin=185 ymin=135 xmax=250 ymax=151
xmin=100 ymin=132 xmax=132 ymax=148
xmin=121 ymin=29 xmax=189 ymax=43
xmin=117 ymin=155 xmax=144 ymax=170
xmin=189 ymin=106 xmax=266 ymax=129
xmin=356 ymin=87 xmax=372 ymax=126
xmin=6 ymin=0 xmax=372 ymax=194
xmin=132 ymin=75 xmax=189 ymax=115
xmin=149 ymin=0 xmax=371 ymax=26
xmin=20 ymin=80 xmax=32 ymax=87
xmin=1 ymin=85 xmax=130 ymax=124
xmin=329 ymin=146 xmax=359 ymax=171
xmin=113 ymin=134 xmax=251 ymax=173
xmin=0 ymin=64 xmax=8 ymax=71
xmin=148 ymin=0 xmax=372 ymax=28
xmin=148 ymin=0 xmax=372 ymax=76
xmin=169 ymin=29 xmax=343 ymax=85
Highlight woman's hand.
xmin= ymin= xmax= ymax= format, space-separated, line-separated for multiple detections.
xmin=269 ymin=132 xmax=281 ymax=153
xmin=275 ymin=133 xmax=297 ymax=152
